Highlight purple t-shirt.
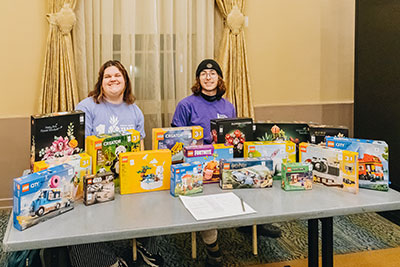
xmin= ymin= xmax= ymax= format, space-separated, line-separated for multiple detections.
xmin=172 ymin=94 xmax=236 ymax=143
xmin=75 ymin=97 xmax=146 ymax=138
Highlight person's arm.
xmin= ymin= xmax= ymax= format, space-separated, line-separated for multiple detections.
xmin=134 ymin=105 xmax=146 ymax=141
xmin=140 ymin=139 xmax=145 ymax=151
xmin=171 ymin=101 xmax=190 ymax=127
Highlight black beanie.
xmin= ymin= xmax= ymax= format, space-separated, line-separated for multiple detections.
xmin=195 ymin=59 xmax=223 ymax=78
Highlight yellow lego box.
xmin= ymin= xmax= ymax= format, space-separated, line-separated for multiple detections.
xmin=119 ymin=149 xmax=172 ymax=194
xmin=243 ymin=141 xmax=296 ymax=179
xmin=32 ymin=153 xmax=92 ymax=200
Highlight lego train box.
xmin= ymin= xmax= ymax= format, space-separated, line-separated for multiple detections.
xmin=171 ymin=162 xmax=203 ymax=197
xmin=152 ymin=126 xmax=203 ymax=163
xmin=243 ymin=141 xmax=296 ymax=179
xmin=308 ymin=124 xmax=349 ymax=144
xmin=326 ymin=137 xmax=389 ymax=191
xmin=299 ymin=143 xmax=359 ymax=194
xmin=33 ymin=153 xmax=92 ymax=200
xmin=13 ymin=164 xmax=75 ymax=231
xmin=183 ymin=144 xmax=234 ymax=184
xmin=281 ymin=162 xmax=313 ymax=191
xmin=83 ymin=172 xmax=115 ymax=206
xmin=86 ymin=129 xmax=141 ymax=187
xmin=30 ymin=111 xmax=85 ymax=168
xmin=119 ymin=149 xmax=172 ymax=194
xmin=210 ymin=118 xmax=253 ymax=158
xmin=220 ymin=158 xmax=274 ymax=189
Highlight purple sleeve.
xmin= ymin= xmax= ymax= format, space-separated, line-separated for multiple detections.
xmin=172 ymin=101 xmax=190 ymax=127
xmin=134 ymin=106 xmax=146 ymax=139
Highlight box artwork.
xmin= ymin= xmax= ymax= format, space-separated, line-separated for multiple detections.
xmin=299 ymin=143 xmax=359 ymax=194
xmin=243 ymin=141 xmax=296 ymax=179
xmin=152 ymin=126 xmax=204 ymax=163
xmin=308 ymin=124 xmax=349 ymax=144
xmin=119 ymin=149 xmax=172 ymax=194
xmin=83 ymin=172 xmax=115 ymax=205
xmin=183 ymin=144 xmax=234 ymax=184
xmin=13 ymin=164 xmax=75 ymax=231
xmin=210 ymin=118 xmax=254 ymax=158
xmin=171 ymin=162 xmax=203 ymax=197
xmin=86 ymin=129 xmax=141 ymax=187
xmin=220 ymin=158 xmax=274 ymax=189
xmin=30 ymin=111 xmax=85 ymax=168
xmin=33 ymin=153 xmax=92 ymax=200
xmin=326 ymin=137 xmax=389 ymax=191
xmin=281 ymin=162 xmax=313 ymax=191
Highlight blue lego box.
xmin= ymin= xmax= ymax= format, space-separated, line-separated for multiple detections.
xmin=171 ymin=162 xmax=203 ymax=197
xmin=13 ymin=163 xmax=75 ymax=231
xmin=326 ymin=137 xmax=389 ymax=191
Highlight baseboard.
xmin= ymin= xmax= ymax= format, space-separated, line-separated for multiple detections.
xmin=0 ymin=198 xmax=13 ymax=209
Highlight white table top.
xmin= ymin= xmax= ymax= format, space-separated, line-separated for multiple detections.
xmin=3 ymin=181 xmax=400 ymax=251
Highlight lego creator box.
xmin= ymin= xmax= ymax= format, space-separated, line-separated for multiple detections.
xmin=30 ymin=111 xmax=85 ymax=168
xmin=171 ymin=162 xmax=203 ymax=197
xmin=33 ymin=153 xmax=92 ymax=200
xmin=220 ymin=158 xmax=274 ymax=189
xmin=83 ymin=172 xmax=115 ymax=205
xmin=86 ymin=129 xmax=141 ymax=187
xmin=299 ymin=143 xmax=359 ymax=194
xmin=183 ymin=144 xmax=234 ymax=184
xmin=210 ymin=118 xmax=253 ymax=158
xmin=119 ymin=149 xmax=172 ymax=194
xmin=152 ymin=126 xmax=203 ymax=163
xmin=243 ymin=141 xmax=296 ymax=179
xmin=13 ymin=164 xmax=75 ymax=231
xmin=326 ymin=137 xmax=389 ymax=191
xmin=281 ymin=162 xmax=313 ymax=191
xmin=308 ymin=124 xmax=349 ymax=144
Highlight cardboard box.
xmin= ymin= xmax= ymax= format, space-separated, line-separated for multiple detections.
xmin=326 ymin=137 xmax=389 ymax=191
xmin=83 ymin=172 xmax=115 ymax=205
xmin=170 ymin=162 xmax=203 ymax=197
xmin=119 ymin=149 xmax=172 ymax=194
xmin=281 ymin=162 xmax=313 ymax=191
xmin=308 ymin=124 xmax=349 ymax=144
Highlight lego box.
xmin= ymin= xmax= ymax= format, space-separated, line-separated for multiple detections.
xmin=299 ymin=143 xmax=359 ymax=194
xmin=243 ymin=141 xmax=296 ymax=179
xmin=119 ymin=149 xmax=172 ymax=194
xmin=281 ymin=162 xmax=313 ymax=191
xmin=83 ymin=172 xmax=115 ymax=205
xmin=152 ymin=126 xmax=203 ymax=163
xmin=13 ymin=164 xmax=75 ymax=231
xmin=308 ymin=124 xmax=349 ymax=144
xmin=210 ymin=118 xmax=253 ymax=158
xmin=33 ymin=153 xmax=92 ymax=200
xmin=220 ymin=158 xmax=274 ymax=189
xmin=326 ymin=137 xmax=389 ymax=191
xmin=171 ymin=162 xmax=203 ymax=197
xmin=183 ymin=144 xmax=234 ymax=184
xmin=86 ymin=129 xmax=141 ymax=187
xmin=30 ymin=111 xmax=85 ymax=168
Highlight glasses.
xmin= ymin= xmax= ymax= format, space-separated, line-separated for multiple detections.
xmin=199 ymin=71 xmax=218 ymax=80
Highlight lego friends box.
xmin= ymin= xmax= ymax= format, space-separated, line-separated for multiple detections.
xmin=281 ymin=162 xmax=313 ymax=191
xmin=171 ymin=162 xmax=203 ymax=197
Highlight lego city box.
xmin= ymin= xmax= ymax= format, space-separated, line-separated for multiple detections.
xmin=183 ymin=144 xmax=234 ymax=184
xmin=13 ymin=163 xmax=75 ymax=231
xmin=299 ymin=143 xmax=359 ymax=194
xmin=281 ymin=162 xmax=313 ymax=191
xmin=308 ymin=124 xmax=349 ymax=144
xmin=152 ymin=126 xmax=204 ymax=163
xmin=210 ymin=118 xmax=254 ymax=158
xmin=171 ymin=162 xmax=203 ymax=197
xmin=83 ymin=172 xmax=115 ymax=206
xmin=220 ymin=158 xmax=274 ymax=189
xmin=119 ymin=149 xmax=172 ymax=194
xmin=30 ymin=111 xmax=85 ymax=168
xmin=243 ymin=141 xmax=296 ymax=179
xmin=326 ymin=136 xmax=389 ymax=191
xmin=85 ymin=129 xmax=141 ymax=187
xmin=33 ymin=153 xmax=92 ymax=200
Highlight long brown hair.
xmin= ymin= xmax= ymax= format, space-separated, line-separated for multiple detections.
xmin=88 ymin=60 xmax=135 ymax=104
xmin=190 ymin=76 xmax=227 ymax=99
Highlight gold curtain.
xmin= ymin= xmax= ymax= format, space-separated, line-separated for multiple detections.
xmin=215 ymin=0 xmax=254 ymax=119
xmin=39 ymin=0 xmax=79 ymax=113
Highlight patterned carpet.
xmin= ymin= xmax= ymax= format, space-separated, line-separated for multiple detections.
xmin=1 ymin=210 xmax=400 ymax=267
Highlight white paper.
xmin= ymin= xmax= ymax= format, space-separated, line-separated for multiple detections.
xmin=179 ymin=192 xmax=256 ymax=221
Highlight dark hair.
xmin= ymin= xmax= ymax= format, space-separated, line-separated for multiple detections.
xmin=191 ymin=75 xmax=227 ymax=99
xmin=88 ymin=60 xmax=135 ymax=104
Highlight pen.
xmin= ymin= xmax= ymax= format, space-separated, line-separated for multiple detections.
xmin=240 ymin=197 xmax=246 ymax=212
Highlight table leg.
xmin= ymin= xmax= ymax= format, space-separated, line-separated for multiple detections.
xmin=132 ymin=238 xmax=137 ymax=262
xmin=321 ymin=217 xmax=333 ymax=267
xmin=253 ymin=224 xmax=258 ymax=255
xmin=308 ymin=219 xmax=319 ymax=267
xmin=191 ymin=232 xmax=197 ymax=259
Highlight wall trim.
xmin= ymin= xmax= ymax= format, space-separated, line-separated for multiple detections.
xmin=254 ymin=100 xmax=354 ymax=108
xmin=0 ymin=198 xmax=13 ymax=209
